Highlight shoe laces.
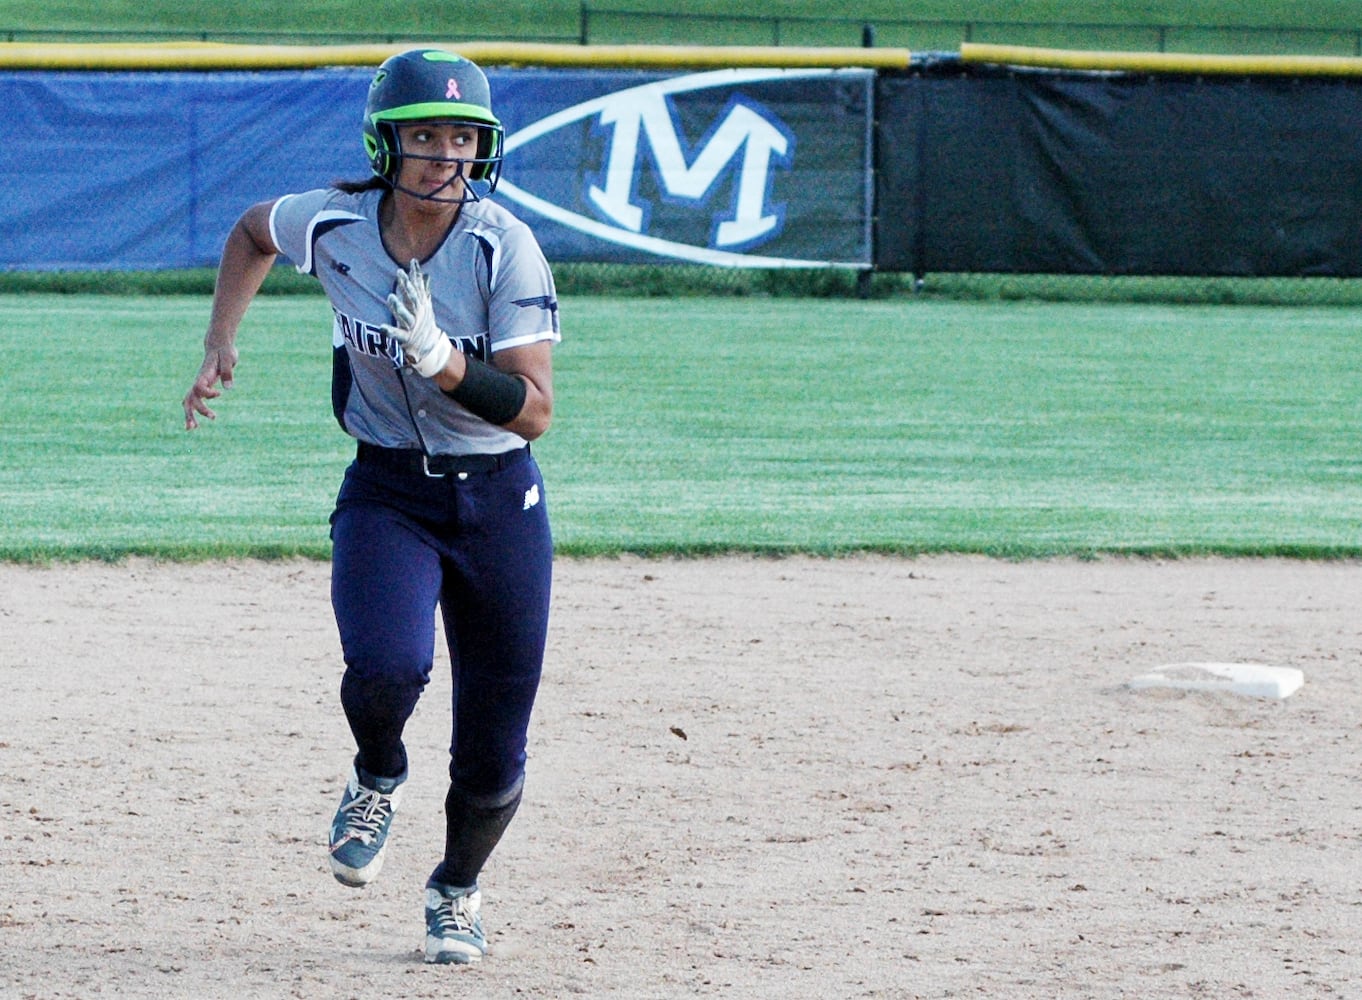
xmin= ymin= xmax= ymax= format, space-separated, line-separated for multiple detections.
xmin=430 ymin=892 xmax=480 ymax=937
xmin=337 ymin=786 xmax=395 ymax=845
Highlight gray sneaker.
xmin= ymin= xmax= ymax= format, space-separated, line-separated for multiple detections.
xmin=424 ymin=882 xmax=487 ymax=964
xmin=328 ymin=763 xmax=405 ymax=887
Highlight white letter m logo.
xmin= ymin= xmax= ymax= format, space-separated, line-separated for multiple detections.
xmin=587 ymin=88 xmax=795 ymax=250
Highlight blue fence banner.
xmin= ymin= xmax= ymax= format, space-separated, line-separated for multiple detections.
xmin=495 ymin=68 xmax=874 ymax=268
xmin=0 ymin=69 xmax=370 ymax=271
xmin=0 ymin=66 xmax=872 ymax=271
xmin=8 ymin=61 xmax=1362 ymax=277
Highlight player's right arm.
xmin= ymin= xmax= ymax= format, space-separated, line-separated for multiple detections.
xmin=183 ymin=201 xmax=280 ymax=430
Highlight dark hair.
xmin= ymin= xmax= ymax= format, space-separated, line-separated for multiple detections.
xmin=333 ymin=176 xmax=389 ymax=194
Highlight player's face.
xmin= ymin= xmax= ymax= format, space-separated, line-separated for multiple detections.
xmin=395 ymin=122 xmax=482 ymax=201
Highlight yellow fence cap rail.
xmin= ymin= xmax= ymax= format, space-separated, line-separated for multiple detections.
xmin=0 ymin=40 xmax=912 ymax=71
xmin=962 ymin=42 xmax=1362 ymax=77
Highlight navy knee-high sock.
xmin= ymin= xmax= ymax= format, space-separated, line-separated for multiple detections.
xmin=429 ymin=781 xmax=523 ymax=889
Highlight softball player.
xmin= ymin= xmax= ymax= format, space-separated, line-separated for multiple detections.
xmin=183 ymin=49 xmax=560 ymax=965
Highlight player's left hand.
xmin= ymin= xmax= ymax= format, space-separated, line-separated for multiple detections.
xmin=382 ymin=259 xmax=453 ymax=378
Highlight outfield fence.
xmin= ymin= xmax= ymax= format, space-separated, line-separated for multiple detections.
xmin=580 ymin=8 xmax=1362 ymax=57
xmin=0 ymin=27 xmax=574 ymax=45
xmin=6 ymin=8 xmax=1362 ymax=56
xmin=6 ymin=43 xmax=1362 ymax=305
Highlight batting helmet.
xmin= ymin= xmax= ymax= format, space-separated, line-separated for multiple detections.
xmin=363 ymin=49 xmax=505 ymax=201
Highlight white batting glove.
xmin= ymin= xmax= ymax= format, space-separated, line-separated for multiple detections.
xmin=381 ymin=259 xmax=453 ymax=377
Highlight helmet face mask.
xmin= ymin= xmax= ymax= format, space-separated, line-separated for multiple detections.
xmin=363 ymin=50 xmax=505 ymax=204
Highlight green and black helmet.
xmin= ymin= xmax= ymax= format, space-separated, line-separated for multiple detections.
xmin=363 ymin=49 xmax=505 ymax=202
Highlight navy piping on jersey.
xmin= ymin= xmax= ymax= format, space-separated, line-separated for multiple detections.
xmin=473 ymin=233 xmax=494 ymax=281
xmin=307 ymin=216 xmax=365 ymax=277
xmin=331 ymin=346 xmax=354 ymax=432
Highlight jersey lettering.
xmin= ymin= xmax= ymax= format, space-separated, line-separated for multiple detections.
xmin=332 ymin=308 xmax=489 ymax=366
xmin=334 ymin=309 xmax=404 ymax=367
xmin=455 ymin=333 xmax=491 ymax=363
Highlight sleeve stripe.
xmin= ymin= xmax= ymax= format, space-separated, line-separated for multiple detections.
xmin=266 ymin=195 xmax=292 ymax=265
xmin=491 ymin=330 xmax=561 ymax=352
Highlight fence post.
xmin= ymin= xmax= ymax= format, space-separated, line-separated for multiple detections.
xmin=860 ymin=21 xmax=882 ymax=299
xmin=579 ymin=0 xmax=589 ymax=45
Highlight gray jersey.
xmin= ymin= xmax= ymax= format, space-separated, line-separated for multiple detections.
xmin=269 ymin=187 xmax=560 ymax=456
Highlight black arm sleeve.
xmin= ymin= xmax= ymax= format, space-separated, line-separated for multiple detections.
xmin=441 ymin=356 xmax=528 ymax=426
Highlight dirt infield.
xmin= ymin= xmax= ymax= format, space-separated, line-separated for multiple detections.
xmin=2 ymin=555 xmax=1360 ymax=998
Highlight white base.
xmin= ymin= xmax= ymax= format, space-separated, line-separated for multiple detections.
xmin=1128 ymin=662 xmax=1304 ymax=700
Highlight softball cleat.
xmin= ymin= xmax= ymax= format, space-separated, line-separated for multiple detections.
xmin=424 ymin=882 xmax=486 ymax=964
xmin=328 ymin=762 xmax=406 ymax=887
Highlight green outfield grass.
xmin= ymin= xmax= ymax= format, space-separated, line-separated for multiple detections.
xmin=3 ymin=292 xmax=1360 ymax=561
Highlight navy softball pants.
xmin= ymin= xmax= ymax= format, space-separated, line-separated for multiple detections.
xmin=328 ymin=447 xmax=552 ymax=802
